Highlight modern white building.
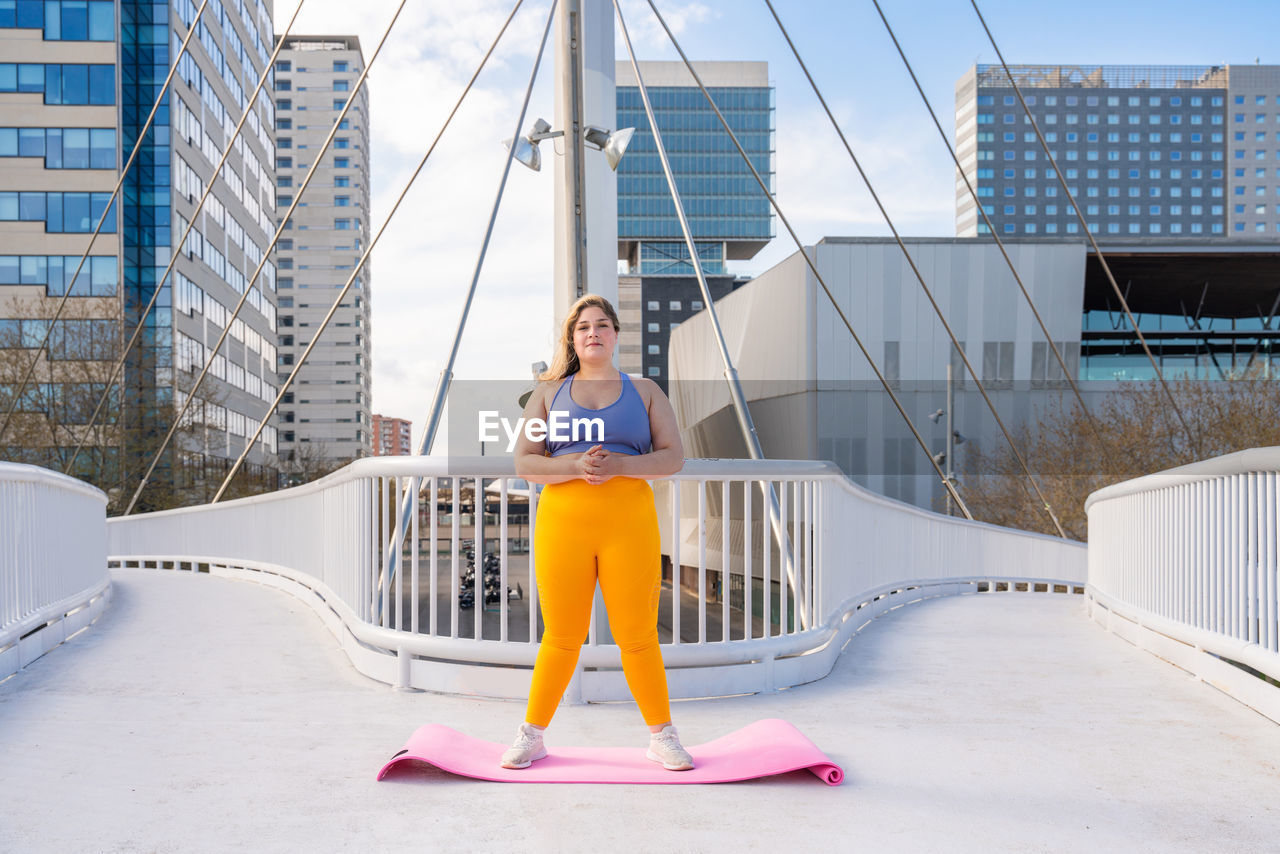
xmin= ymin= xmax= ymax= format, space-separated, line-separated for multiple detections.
xmin=271 ymin=35 xmax=373 ymax=465
xmin=669 ymin=238 xmax=1086 ymax=510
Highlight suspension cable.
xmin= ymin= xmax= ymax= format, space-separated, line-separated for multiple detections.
xmin=378 ymin=0 xmax=551 ymax=603
xmin=618 ymin=0 xmax=806 ymax=627
xmin=869 ymin=0 xmax=1123 ymax=476
xmin=216 ymin=0 xmax=541 ymax=503
xmin=969 ymin=0 xmax=1198 ymax=455
xmin=65 ymin=0 xmax=308 ymax=479
xmin=124 ymin=0 xmax=412 ymax=514
xmin=0 ymin=0 xmax=214 ymax=444
xmin=764 ymin=0 xmax=1066 ymax=537
xmin=643 ymin=0 xmax=972 ymax=519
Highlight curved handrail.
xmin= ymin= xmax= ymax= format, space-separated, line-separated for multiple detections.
xmin=1084 ymin=446 xmax=1280 ymax=510
xmin=1085 ymin=448 xmax=1280 ymax=719
xmin=0 ymin=463 xmax=110 ymax=679
xmin=108 ymin=456 xmax=1087 ymax=697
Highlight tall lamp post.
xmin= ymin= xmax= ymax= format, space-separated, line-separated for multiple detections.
xmin=929 ymin=362 xmax=966 ymax=516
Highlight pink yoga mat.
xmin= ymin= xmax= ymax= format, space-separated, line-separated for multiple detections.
xmin=377 ymin=718 xmax=843 ymax=786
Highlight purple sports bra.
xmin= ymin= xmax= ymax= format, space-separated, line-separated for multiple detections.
xmin=544 ymin=373 xmax=652 ymax=457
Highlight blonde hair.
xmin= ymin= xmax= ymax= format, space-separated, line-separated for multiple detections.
xmin=540 ymin=294 xmax=621 ymax=382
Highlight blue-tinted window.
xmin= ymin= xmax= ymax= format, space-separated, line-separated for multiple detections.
xmin=0 ymin=126 xmax=115 ymax=168
xmin=0 ymin=63 xmax=113 ymax=104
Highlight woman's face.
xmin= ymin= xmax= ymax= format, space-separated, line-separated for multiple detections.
xmin=572 ymin=306 xmax=617 ymax=365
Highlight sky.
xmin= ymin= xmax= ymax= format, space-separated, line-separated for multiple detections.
xmin=268 ymin=0 xmax=1280 ymax=452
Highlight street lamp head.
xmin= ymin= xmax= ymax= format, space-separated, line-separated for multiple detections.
xmin=505 ymin=118 xmax=558 ymax=172
xmin=503 ymin=134 xmax=542 ymax=172
xmin=953 ymin=431 xmax=967 ymax=446
xmin=928 ymin=408 xmax=945 ymax=423
xmin=584 ymin=125 xmax=635 ymax=170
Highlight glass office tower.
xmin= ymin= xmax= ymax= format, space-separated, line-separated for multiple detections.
xmin=0 ymin=2 xmax=123 ymax=483
xmin=615 ymin=61 xmax=774 ymax=388
xmin=955 ymin=64 xmax=1280 ymax=239
xmin=0 ymin=0 xmax=282 ymax=509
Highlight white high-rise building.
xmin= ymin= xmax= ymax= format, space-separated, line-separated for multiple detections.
xmin=271 ymin=35 xmax=373 ymax=465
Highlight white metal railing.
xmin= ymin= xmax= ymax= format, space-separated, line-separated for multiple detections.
xmin=1 ymin=462 xmax=110 ymax=681
xmin=1086 ymin=447 xmax=1280 ymax=723
xmin=107 ymin=456 xmax=1086 ymax=699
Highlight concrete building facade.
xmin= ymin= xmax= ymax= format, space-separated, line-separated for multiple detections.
xmin=955 ymin=64 xmax=1280 ymax=241
xmin=271 ymin=36 xmax=372 ymax=465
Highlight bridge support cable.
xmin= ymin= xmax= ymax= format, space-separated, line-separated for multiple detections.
xmin=220 ymin=0 xmax=540 ymax=507
xmin=0 ymin=0 xmax=215 ymax=445
xmin=65 ymin=0 xmax=310 ymax=479
xmin=969 ymin=0 xmax=1198 ymax=456
xmin=125 ymin=0 xmax=415 ymax=514
xmin=618 ymin=0 xmax=806 ymax=627
xmin=642 ymin=0 xmax=972 ymax=521
xmin=216 ymin=0 xmax=540 ymax=504
xmin=870 ymin=0 xmax=1123 ymax=477
xmin=764 ymin=0 xmax=1067 ymax=538
xmin=373 ymin=0 xmax=554 ymax=604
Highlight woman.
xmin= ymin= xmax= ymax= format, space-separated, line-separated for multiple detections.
xmin=500 ymin=294 xmax=693 ymax=771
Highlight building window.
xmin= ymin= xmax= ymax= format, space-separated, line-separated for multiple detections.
xmin=647 ymin=322 xmax=659 ymax=333
xmin=335 ymin=218 xmax=352 ymax=230
xmin=334 ymin=138 xmax=350 ymax=150
xmin=276 ymin=60 xmax=291 ymax=72
xmin=333 ymin=61 xmax=349 ymax=72
xmin=668 ymin=300 xmax=681 ymax=311
xmin=334 ymin=157 xmax=349 ymax=168
xmin=691 ymin=300 xmax=703 ymax=310
xmin=334 ymin=195 xmax=350 ymax=207
xmin=647 ymin=300 xmax=659 ymax=310
xmin=334 ymin=80 xmax=350 ymax=92
xmin=276 ymin=98 xmax=291 ymax=110
xmin=647 ymin=367 xmax=660 ymax=377
xmin=647 ymin=344 xmax=660 ymax=355
xmin=334 ymin=176 xmax=350 ymax=187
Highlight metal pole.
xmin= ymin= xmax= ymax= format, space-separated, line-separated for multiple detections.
xmin=946 ymin=362 xmax=955 ymax=517
xmin=559 ymin=0 xmax=588 ymax=299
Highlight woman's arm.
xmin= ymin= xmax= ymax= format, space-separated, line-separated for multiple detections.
xmin=580 ymin=378 xmax=684 ymax=483
xmin=513 ymin=381 xmax=596 ymax=484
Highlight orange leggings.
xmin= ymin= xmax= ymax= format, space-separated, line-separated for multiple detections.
xmin=525 ymin=477 xmax=671 ymax=727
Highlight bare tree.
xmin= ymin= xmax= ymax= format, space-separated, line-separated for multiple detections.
xmin=0 ymin=295 xmax=276 ymax=512
xmin=960 ymin=371 xmax=1280 ymax=540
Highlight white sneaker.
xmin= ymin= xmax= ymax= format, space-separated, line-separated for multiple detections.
xmin=646 ymin=725 xmax=694 ymax=771
xmin=500 ymin=722 xmax=547 ymax=769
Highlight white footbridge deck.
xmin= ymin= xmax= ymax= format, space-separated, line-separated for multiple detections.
xmin=2 ymin=567 xmax=1278 ymax=853
xmin=3 ymin=453 xmax=1280 ymax=851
